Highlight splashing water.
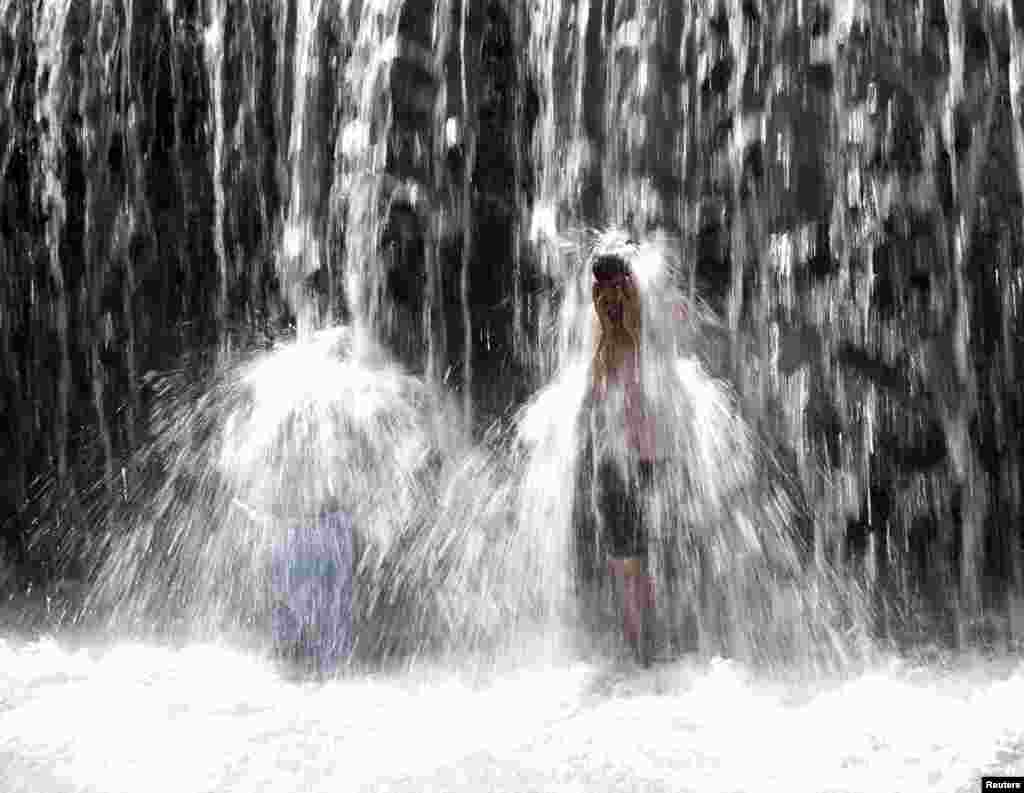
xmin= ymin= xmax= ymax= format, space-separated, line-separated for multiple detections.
xmin=510 ymin=232 xmax=869 ymax=668
xmin=1 ymin=227 xmax=1013 ymax=793
xmin=1 ymin=639 xmax=1021 ymax=792
xmin=291 ymin=231 xmax=869 ymax=675
xmin=6 ymin=2 xmax=1022 ymax=786
xmin=64 ymin=230 xmax=871 ymax=678
xmin=80 ymin=326 xmax=467 ymax=661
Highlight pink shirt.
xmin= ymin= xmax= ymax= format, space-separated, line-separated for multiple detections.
xmin=593 ymin=352 xmax=658 ymax=461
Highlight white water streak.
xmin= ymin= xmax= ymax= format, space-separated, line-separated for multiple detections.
xmin=203 ymin=0 xmax=229 ymax=346
xmin=281 ymin=0 xmax=325 ymax=336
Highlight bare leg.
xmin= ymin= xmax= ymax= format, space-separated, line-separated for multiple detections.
xmin=609 ymin=556 xmax=654 ymax=666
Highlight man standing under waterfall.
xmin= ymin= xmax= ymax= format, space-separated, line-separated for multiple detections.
xmin=271 ymin=505 xmax=355 ymax=677
xmin=579 ymin=247 xmax=661 ymax=666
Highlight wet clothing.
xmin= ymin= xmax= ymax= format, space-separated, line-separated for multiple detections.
xmin=271 ymin=510 xmax=355 ymax=669
xmin=594 ymin=455 xmax=654 ymax=557
xmin=576 ymin=358 xmax=658 ymax=567
xmin=592 ymin=351 xmax=658 ymax=461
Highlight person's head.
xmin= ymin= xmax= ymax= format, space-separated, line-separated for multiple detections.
xmin=591 ymin=253 xmax=641 ymax=341
xmin=590 ymin=253 xmax=642 ymax=386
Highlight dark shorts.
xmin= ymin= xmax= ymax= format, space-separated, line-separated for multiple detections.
xmin=595 ymin=458 xmax=651 ymax=558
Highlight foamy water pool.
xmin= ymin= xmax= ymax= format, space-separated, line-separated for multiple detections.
xmin=1 ymin=636 xmax=1022 ymax=792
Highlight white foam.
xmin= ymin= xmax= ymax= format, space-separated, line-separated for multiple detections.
xmin=2 ymin=638 xmax=1021 ymax=792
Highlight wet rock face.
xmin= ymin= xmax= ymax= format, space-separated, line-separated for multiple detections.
xmin=2 ymin=0 xmax=1024 ymax=640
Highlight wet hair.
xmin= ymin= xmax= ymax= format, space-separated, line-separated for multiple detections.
xmin=591 ymin=254 xmax=631 ymax=284
xmin=590 ymin=254 xmax=641 ymax=392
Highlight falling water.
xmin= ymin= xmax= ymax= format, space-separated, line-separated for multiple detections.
xmin=203 ymin=0 xmax=230 ymax=348
xmin=4 ymin=0 xmax=1024 ymax=789
xmin=31 ymin=0 xmax=73 ymax=487
xmin=338 ymin=1 xmax=407 ymax=342
xmin=279 ymin=0 xmax=326 ymax=336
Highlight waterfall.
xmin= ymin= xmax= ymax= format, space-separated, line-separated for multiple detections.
xmin=4 ymin=4 xmax=1024 ymax=787
xmin=1 ymin=0 xmax=1024 ymax=654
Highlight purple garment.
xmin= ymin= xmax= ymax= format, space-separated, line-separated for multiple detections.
xmin=271 ymin=511 xmax=354 ymax=666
